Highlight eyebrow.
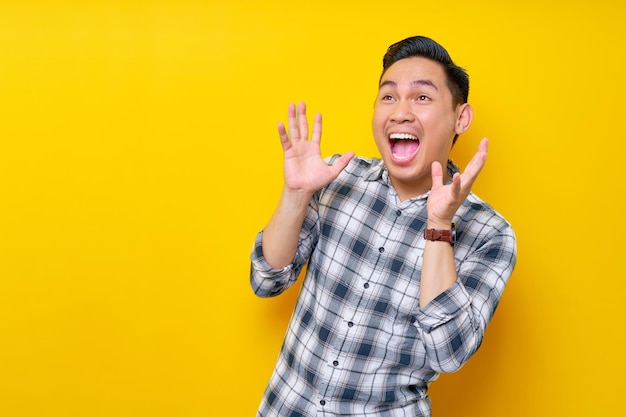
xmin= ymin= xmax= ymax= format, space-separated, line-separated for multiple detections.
xmin=378 ymin=79 xmax=439 ymax=91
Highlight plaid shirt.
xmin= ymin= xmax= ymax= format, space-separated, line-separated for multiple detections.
xmin=250 ymin=156 xmax=517 ymax=417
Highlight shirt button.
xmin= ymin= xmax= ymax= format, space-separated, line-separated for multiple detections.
xmin=320 ymin=400 xmax=326 ymax=406
xmin=363 ymin=283 xmax=370 ymax=289
xmin=333 ymin=360 xmax=339 ymax=366
xmin=396 ymin=210 xmax=402 ymax=216
xmin=379 ymin=247 xmax=385 ymax=253
xmin=348 ymin=321 xmax=354 ymax=327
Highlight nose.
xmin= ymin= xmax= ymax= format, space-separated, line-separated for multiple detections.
xmin=390 ymin=100 xmax=414 ymax=123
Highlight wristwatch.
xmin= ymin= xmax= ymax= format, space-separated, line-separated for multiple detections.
xmin=424 ymin=223 xmax=456 ymax=246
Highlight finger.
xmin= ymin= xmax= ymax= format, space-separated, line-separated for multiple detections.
xmin=450 ymin=172 xmax=461 ymax=198
xmin=477 ymin=137 xmax=488 ymax=153
xmin=466 ymin=138 xmax=488 ymax=172
xmin=287 ymin=103 xmax=299 ymax=141
xmin=311 ymin=112 xmax=322 ymax=144
xmin=297 ymin=102 xmax=309 ymax=141
xmin=327 ymin=152 xmax=355 ymax=178
xmin=460 ymin=138 xmax=488 ymax=189
xmin=277 ymin=121 xmax=292 ymax=152
xmin=430 ymin=161 xmax=444 ymax=189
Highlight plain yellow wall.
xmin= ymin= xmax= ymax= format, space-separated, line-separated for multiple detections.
xmin=1 ymin=1 xmax=625 ymax=416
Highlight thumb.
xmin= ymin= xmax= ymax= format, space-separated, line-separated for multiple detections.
xmin=430 ymin=161 xmax=444 ymax=189
xmin=328 ymin=152 xmax=355 ymax=178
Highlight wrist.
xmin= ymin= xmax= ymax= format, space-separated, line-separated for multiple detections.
xmin=427 ymin=219 xmax=453 ymax=229
xmin=281 ymin=187 xmax=314 ymax=208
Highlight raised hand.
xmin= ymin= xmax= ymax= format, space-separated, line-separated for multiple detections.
xmin=278 ymin=102 xmax=354 ymax=194
xmin=426 ymin=138 xmax=489 ymax=228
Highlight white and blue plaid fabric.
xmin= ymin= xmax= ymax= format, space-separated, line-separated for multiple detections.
xmin=251 ymin=155 xmax=517 ymax=417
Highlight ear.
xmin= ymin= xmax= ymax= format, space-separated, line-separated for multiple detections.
xmin=454 ymin=103 xmax=473 ymax=135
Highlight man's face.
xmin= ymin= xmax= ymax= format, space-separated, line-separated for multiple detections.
xmin=372 ymin=56 xmax=470 ymax=200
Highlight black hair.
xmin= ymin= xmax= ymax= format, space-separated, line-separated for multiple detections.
xmin=381 ymin=36 xmax=469 ymax=107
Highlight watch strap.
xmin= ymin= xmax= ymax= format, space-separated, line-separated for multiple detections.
xmin=424 ymin=228 xmax=453 ymax=241
xmin=424 ymin=223 xmax=456 ymax=245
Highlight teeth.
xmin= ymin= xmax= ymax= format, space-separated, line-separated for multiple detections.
xmin=389 ymin=133 xmax=418 ymax=140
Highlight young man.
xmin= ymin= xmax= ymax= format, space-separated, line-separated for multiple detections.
xmin=250 ymin=36 xmax=517 ymax=417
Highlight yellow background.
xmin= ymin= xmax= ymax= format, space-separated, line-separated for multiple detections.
xmin=1 ymin=1 xmax=624 ymax=416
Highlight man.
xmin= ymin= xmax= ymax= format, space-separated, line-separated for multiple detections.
xmin=250 ymin=35 xmax=517 ymax=417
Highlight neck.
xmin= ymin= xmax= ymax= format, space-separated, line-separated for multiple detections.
xmin=390 ymin=168 xmax=451 ymax=202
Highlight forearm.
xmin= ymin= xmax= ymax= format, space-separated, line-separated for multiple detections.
xmin=262 ymin=187 xmax=313 ymax=269
xmin=417 ymin=219 xmax=517 ymax=373
xmin=419 ymin=222 xmax=476 ymax=373
xmin=420 ymin=221 xmax=457 ymax=307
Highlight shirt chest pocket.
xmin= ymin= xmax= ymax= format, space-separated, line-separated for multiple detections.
xmin=385 ymin=248 xmax=423 ymax=318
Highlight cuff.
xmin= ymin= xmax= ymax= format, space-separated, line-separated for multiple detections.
xmin=250 ymin=230 xmax=296 ymax=277
xmin=417 ymin=280 xmax=471 ymax=333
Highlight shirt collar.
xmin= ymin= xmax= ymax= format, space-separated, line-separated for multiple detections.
xmin=364 ymin=158 xmax=460 ymax=182
xmin=364 ymin=160 xmax=385 ymax=181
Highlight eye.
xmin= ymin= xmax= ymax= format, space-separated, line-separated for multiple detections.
xmin=382 ymin=94 xmax=394 ymax=101
xmin=417 ymin=95 xmax=430 ymax=101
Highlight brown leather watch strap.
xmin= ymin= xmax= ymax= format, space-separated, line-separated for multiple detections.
xmin=424 ymin=228 xmax=453 ymax=241
xmin=423 ymin=223 xmax=456 ymax=245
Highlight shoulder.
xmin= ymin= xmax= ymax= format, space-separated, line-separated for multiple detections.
xmin=325 ymin=154 xmax=383 ymax=181
xmin=455 ymin=193 xmax=517 ymax=275
xmin=313 ymin=155 xmax=384 ymax=204
xmin=457 ymin=193 xmax=516 ymax=242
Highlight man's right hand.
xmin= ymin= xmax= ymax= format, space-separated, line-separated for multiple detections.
xmin=278 ymin=102 xmax=354 ymax=194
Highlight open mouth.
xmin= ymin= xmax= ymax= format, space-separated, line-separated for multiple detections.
xmin=389 ymin=132 xmax=420 ymax=161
